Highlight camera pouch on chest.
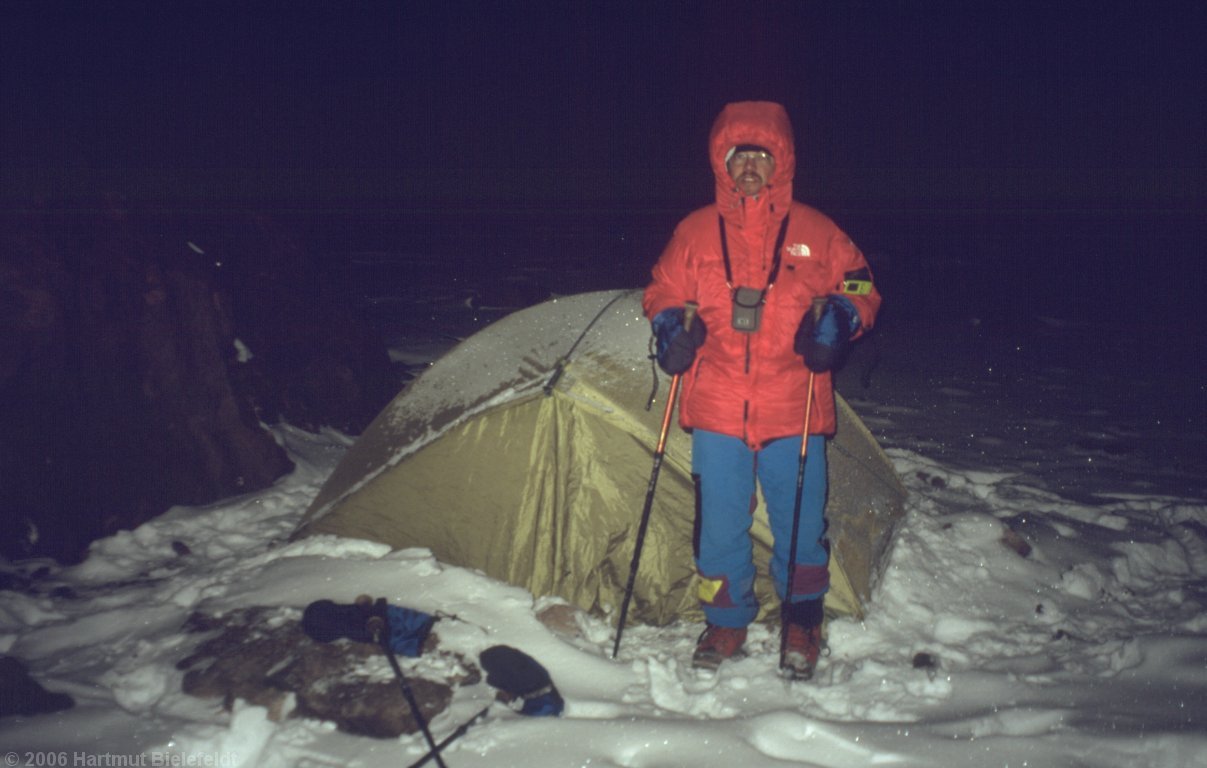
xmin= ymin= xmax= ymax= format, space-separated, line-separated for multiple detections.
xmin=731 ymin=286 xmax=765 ymax=332
xmin=719 ymin=214 xmax=789 ymax=335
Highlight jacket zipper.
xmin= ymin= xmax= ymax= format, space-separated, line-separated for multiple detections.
xmin=743 ymin=336 xmax=752 ymax=443
xmin=742 ymin=400 xmax=750 ymax=445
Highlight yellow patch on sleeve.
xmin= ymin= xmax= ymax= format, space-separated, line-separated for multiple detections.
xmin=841 ymin=279 xmax=873 ymax=296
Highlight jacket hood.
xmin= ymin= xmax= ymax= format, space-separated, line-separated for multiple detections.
xmin=709 ymin=101 xmax=795 ymax=219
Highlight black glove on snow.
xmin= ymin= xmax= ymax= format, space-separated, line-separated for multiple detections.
xmin=301 ymin=596 xmax=386 ymax=645
xmin=479 ymin=645 xmax=564 ymax=717
xmin=794 ymin=295 xmax=858 ymax=373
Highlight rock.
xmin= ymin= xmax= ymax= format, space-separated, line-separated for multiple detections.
xmin=0 ymin=655 xmax=75 ymax=718
xmin=1000 ymin=527 xmax=1033 ymax=558
xmin=177 ymin=606 xmax=478 ymax=739
xmin=535 ymin=601 xmax=583 ymax=639
xmin=911 ymin=651 xmax=940 ymax=670
xmin=0 ymin=199 xmax=295 ymax=562
xmin=216 ymin=213 xmax=398 ymax=434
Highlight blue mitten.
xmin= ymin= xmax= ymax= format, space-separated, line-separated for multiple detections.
xmin=652 ymin=307 xmax=706 ymax=375
xmin=794 ymin=296 xmax=859 ymax=373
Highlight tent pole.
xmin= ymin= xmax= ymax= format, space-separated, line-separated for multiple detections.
xmin=779 ymin=296 xmax=827 ymax=672
xmin=612 ymin=301 xmax=697 ymax=659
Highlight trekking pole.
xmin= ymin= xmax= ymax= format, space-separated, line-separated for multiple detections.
xmin=612 ymin=301 xmax=698 ymax=659
xmin=779 ymin=296 xmax=827 ymax=671
xmin=408 ymin=705 xmax=491 ymax=768
xmin=367 ymin=616 xmax=449 ymax=768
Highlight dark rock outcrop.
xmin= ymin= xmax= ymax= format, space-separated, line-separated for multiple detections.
xmin=214 ymin=212 xmax=398 ymax=434
xmin=0 ymin=197 xmax=396 ymax=563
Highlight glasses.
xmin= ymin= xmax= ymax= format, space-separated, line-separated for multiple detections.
xmin=730 ymin=150 xmax=774 ymax=165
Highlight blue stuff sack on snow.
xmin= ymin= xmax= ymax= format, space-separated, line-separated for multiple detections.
xmin=301 ymin=598 xmax=435 ymax=658
xmin=384 ymin=604 xmax=435 ymax=657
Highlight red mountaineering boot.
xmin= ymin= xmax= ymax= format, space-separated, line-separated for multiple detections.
xmin=692 ymin=624 xmax=748 ymax=671
xmin=781 ymin=622 xmax=824 ymax=681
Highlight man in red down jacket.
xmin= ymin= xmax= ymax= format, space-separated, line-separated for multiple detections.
xmin=643 ymin=101 xmax=881 ymax=678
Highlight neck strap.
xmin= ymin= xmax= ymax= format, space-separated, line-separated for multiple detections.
xmin=718 ymin=214 xmax=790 ymax=292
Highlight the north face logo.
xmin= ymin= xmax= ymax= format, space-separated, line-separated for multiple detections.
xmin=787 ymin=243 xmax=811 ymax=258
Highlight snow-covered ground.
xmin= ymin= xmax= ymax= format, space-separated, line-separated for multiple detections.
xmin=2 ymin=284 xmax=1205 ymax=768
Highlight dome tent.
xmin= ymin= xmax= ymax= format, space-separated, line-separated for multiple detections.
xmin=292 ymin=290 xmax=905 ymax=626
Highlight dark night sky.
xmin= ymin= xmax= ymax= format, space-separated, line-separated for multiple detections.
xmin=4 ymin=1 xmax=1203 ymax=197
xmin=2 ymin=0 xmax=1205 ymax=322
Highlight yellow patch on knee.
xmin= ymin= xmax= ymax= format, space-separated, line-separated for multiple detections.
xmin=697 ymin=577 xmax=725 ymax=604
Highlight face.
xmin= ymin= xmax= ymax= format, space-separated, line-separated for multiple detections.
xmin=727 ymin=149 xmax=775 ymax=197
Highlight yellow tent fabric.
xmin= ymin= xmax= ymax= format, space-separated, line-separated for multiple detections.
xmin=293 ymin=290 xmax=905 ymax=625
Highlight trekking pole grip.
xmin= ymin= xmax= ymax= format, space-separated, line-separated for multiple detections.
xmin=810 ymin=295 xmax=826 ymax=323
xmin=683 ymin=300 xmax=698 ymax=331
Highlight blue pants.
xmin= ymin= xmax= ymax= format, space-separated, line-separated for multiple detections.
xmin=692 ymin=429 xmax=829 ymax=628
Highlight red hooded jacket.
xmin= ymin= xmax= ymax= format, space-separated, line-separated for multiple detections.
xmin=643 ymin=101 xmax=881 ymax=445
